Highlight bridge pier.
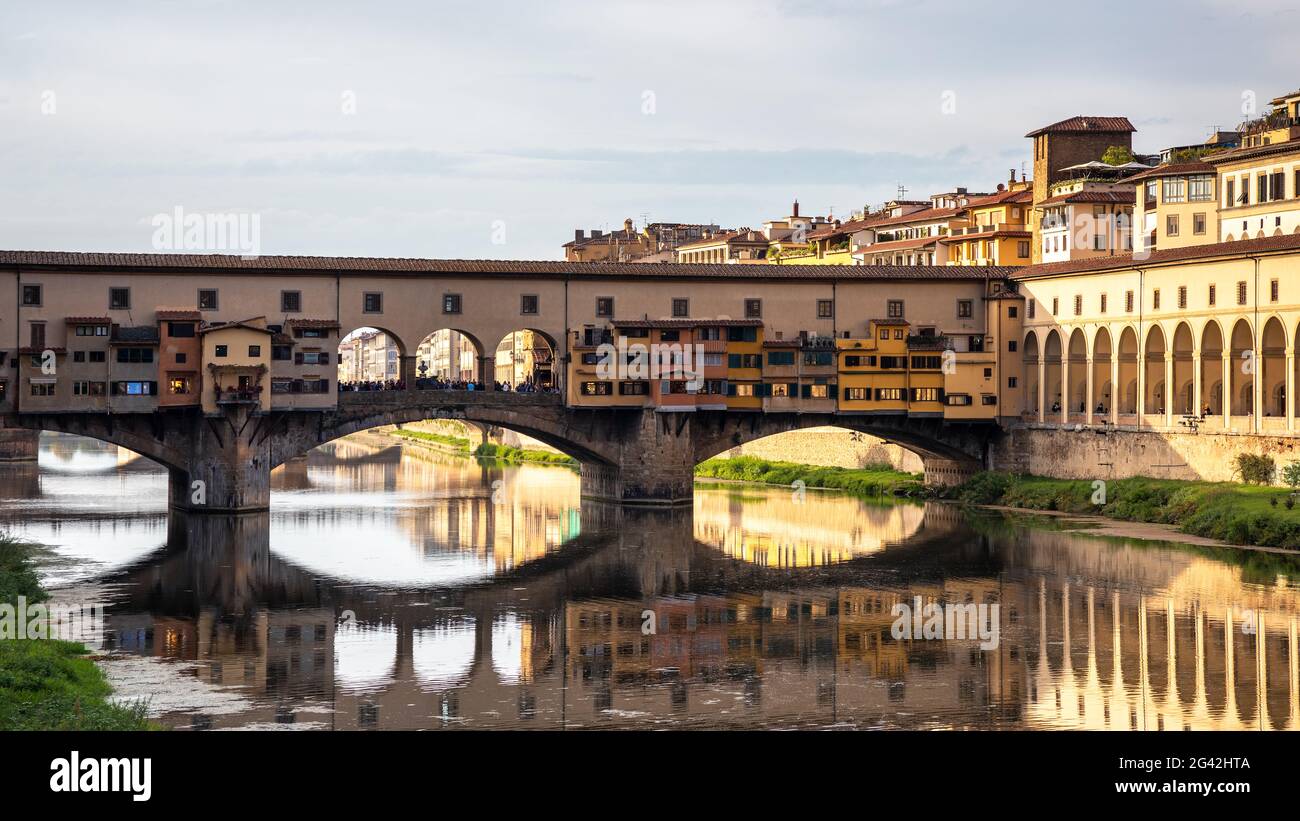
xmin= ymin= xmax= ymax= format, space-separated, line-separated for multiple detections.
xmin=168 ymin=404 xmax=274 ymax=514
xmin=580 ymin=410 xmax=697 ymax=505
xmin=0 ymin=427 xmax=39 ymax=461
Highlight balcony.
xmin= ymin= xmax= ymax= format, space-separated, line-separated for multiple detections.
xmin=215 ymin=385 xmax=263 ymax=404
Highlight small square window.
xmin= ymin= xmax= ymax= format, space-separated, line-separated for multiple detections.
xmin=1007 ymin=306 xmax=1017 ymax=318
xmin=887 ymin=300 xmax=904 ymax=319
xmin=744 ymin=298 xmax=762 ymax=318
xmin=215 ymin=345 xmax=228 ymax=357
xmin=109 ymin=288 xmax=131 ymax=310
xmin=957 ymin=300 xmax=973 ymax=318
xmin=817 ymin=299 xmax=834 ymax=319
xmin=248 ymin=345 xmax=261 ymax=357
xmin=595 ymin=297 xmax=614 ymax=317
xmin=443 ymin=294 xmax=462 ymax=314
xmin=363 ymin=292 xmax=383 ymax=313
xmin=672 ymin=298 xmax=689 ymax=318
xmin=198 ymin=289 xmax=219 ymax=311
xmin=21 ymin=285 xmax=42 ymax=307
xmin=520 ymin=294 xmax=538 ymax=315
xmin=281 ymin=291 xmax=302 ymax=313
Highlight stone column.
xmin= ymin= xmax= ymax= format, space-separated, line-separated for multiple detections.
xmin=1085 ymin=356 xmax=1095 ymax=425
xmin=1253 ymin=345 xmax=1263 ymax=433
xmin=1036 ymin=357 xmax=1046 ymax=423
xmin=1164 ymin=351 xmax=1174 ymax=429
xmin=400 ymin=354 xmax=418 ymax=390
xmin=1060 ymin=355 xmax=1070 ymax=424
xmin=1110 ymin=349 xmax=1120 ymax=425
xmin=1222 ymin=352 xmax=1232 ymax=430
xmin=1288 ymin=352 xmax=1296 ymax=433
xmin=478 ymin=356 xmax=495 ymax=391
xmin=1192 ymin=345 xmax=1202 ymax=423
xmin=581 ymin=409 xmax=695 ymax=505
xmin=1136 ymin=346 xmax=1146 ymax=426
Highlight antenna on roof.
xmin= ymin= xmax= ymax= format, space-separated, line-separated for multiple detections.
xmin=896 ymin=183 xmax=908 ymax=200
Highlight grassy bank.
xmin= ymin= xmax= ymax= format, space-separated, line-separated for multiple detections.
xmin=948 ymin=472 xmax=1300 ymax=550
xmin=389 ymin=428 xmax=473 ymax=452
xmin=694 ymin=456 xmax=924 ymax=497
xmin=473 ymin=442 xmax=578 ymax=466
xmin=0 ymin=535 xmax=153 ymax=730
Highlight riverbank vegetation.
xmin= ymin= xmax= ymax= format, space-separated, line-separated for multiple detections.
xmin=694 ymin=456 xmax=924 ymax=496
xmin=472 ymin=442 xmax=578 ymax=466
xmin=0 ymin=534 xmax=153 ymax=730
xmin=948 ymin=472 xmax=1300 ymax=550
xmin=388 ymin=428 xmax=473 ymax=452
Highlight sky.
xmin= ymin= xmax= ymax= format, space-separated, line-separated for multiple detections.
xmin=1 ymin=0 xmax=1297 ymax=260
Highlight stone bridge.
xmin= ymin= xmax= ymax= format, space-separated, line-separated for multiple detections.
xmin=4 ymin=390 xmax=1002 ymax=512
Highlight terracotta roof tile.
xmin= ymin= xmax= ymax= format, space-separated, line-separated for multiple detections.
xmin=1125 ymin=161 xmax=1215 ymax=183
xmin=0 ymin=250 xmax=1012 ymax=281
xmin=1036 ymin=190 xmax=1136 ymax=206
xmin=155 ymin=309 xmax=202 ymax=321
xmin=286 ymin=318 xmax=341 ymax=330
xmin=1014 ymin=232 xmax=1300 ymax=279
xmin=1024 ymin=116 xmax=1136 ymax=138
xmin=64 ymin=315 xmax=111 ymax=324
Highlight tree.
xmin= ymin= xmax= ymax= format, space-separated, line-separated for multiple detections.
xmin=1282 ymin=461 xmax=1300 ymax=491
xmin=1101 ymin=145 xmax=1135 ymax=166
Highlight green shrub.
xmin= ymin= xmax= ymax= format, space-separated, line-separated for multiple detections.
xmin=1235 ymin=453 xmax=1276 ymax=485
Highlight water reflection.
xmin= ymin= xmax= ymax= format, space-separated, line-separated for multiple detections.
xmin=2 ymin=432 xmax=1300 ymax=730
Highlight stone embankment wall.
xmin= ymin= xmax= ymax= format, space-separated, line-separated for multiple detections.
xmin=991 ymin=424 xmax=1300 ymax=484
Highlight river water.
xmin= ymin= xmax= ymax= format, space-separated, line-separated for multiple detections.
xmin=3 ymin=431 xmax=1299 ymax=730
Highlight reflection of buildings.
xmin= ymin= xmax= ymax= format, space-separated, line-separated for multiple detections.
xmin=693 ymin=487 xmax=926 ymax=566
xmin=494 ymin=330 xmax=553 ymax=389
xmin=338 ymin=329 xmax=398 ymax=382
xmin=416 ymin=330 xmax=477 ymax=382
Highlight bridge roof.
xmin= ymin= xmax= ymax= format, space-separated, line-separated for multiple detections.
xmin=1014 ymin=231 xmax=1300 ymax=279
xmin=0 ymin=250 xmax=1015 ymax=281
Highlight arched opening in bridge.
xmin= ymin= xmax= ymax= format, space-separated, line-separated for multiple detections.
xmin=1143 ymin=324 xmax=1166 ymax=415
xmin=1092 ymin=327 xmax=1112 ymax=416
xmin=493 ymin=330 xmax=558 ymax=392
xmin=1023 ymin=331 xmax=1040 ymax=416
xmin=1067 ymin=328 xmax=1087 ymax=417
xmin=1201 ymin=320 xmax=1223 ymax=415
xmin=1117 ymin=326 xmax=1138 ymax=416
xmin=1229 ymin=318 xmax=1253 ymax=418
xmin=414 ymin=328 xmax=484 ymax=387
xmin=1043 ymin=329 xmax=1062 ymax=414
xmin=1261 ymin=316 xmax=1286 ymax=419
xmin=338 ymin=326 xmax=406 ymax=388
xmin=1172 ymin=322 xmax=1195 ymax=416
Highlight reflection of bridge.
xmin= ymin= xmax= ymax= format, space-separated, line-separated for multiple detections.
xmin=82 ymin=501 xmax=1300 ymax=730
xmin=14 ymin=387 xmax=997 ymax=512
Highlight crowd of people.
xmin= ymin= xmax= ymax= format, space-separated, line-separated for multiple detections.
xmin=339 ymin=377 xmax=560 ymax=393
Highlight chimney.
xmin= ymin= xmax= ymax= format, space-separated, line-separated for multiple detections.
xmin=624 ymin=218 xmax=634 ymax=233
xmin=1009 ymin=168 xmax=1017 ymax=185
xmin=792 ymin=199 xmax=800 ymax=217
xmin=575 ymin=229 xmax=584 ymax=241
xmin=592 ymin=229 xmax=603 ymax=238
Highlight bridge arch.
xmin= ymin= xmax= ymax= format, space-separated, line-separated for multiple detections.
xmin=338 ymin=326 xmax=407 ymax=386
xmin=1143 ymin=323 xmax=1166 ymax=414
xmin=491 ymin=328 xmax=558 ymax=391
xmin=413 ymin=328 xmax=485 ymax=385
xmin=690 ymin=415 xmax=990 ymax=487
xmin=1229 ymin=318 xmax=1254 ymax=417
xmin=1201 ymin=319 xmax=1224 ymax=415
xmin=1172 ymin=321 xmax=1195 ymax=416
xmin=1092 ymin=326 xmax=1112 ymax=415
xmin=1023 ymin=330 xmax=1040 ymax=416
xmin=12 ymin=416 xmax=187 ymax=472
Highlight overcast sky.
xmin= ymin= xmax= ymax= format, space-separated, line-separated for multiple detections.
xmin=1 ymin=0 xmax=1296 ymax=260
